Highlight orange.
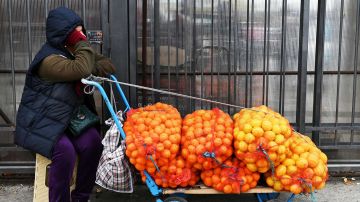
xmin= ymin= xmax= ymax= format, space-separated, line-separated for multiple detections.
xmin=188 ymin=145 xmax=196 ymax=154
xmin=163 ymin=140 xmax=172 ymax=149
xmin=280 ymin=175 xmax=292 ymax=186
xmin=264 ymin=131 xmax=276 ymax=141
xmin=244 ymin=133 xmax=255 ymax=144
xmin=272 ymin=124 xmax=281 ymax=134
xmin=313 ymin=163 xmax=325 ymax=176
xmin=170 ymin=144 xmax=179 ymax=154
xmin=289 ymin=184 xmax=302 ymax=194
xmin=162 ymin=149 xmax=171 ymax=158
xmin=307 ymin=153 xmax=319 ymax=168
xmin=262 ymin=120 xmax=273 ymax=131
xmin=296 ymin=158 xmax=308 ymax=169
xmin=131 ymin=150 xmax=139 ymax=158
xmin=312 ymin=176 xmax=323 ymax=187
xmin=256 ymin=159 xmax=268 ymax=168
xmin=223 ymin=138 xmax=232 ymax=146
xmin=286 ymin=165 xmax=298 ymax=175
xmin=214 ymin=138 xmax=222 ymax=147
xmin=223 ymin=184 xmax=233 ymax=194
xmin=238 ymin=141 xmax=248 ymax=152
xmin=250 ymin=119 xmax=262 ymax=128
xmin=187 ymin=154 xmax=197 ymax=163
xmin=144 ymin=137 xmax=153 ymax=145
xmin=181 ymin=148 xmax=189 ymax=157
xmin=303 ymin=168 xmax=314 ymax=179
xmin=194 ymin=128 xmax=203 ymax=137
xmin=195 ymin=145 xmax=206 ymax=155
xmin=203 ymin=177 xmax=212 ymax=186
xmin=273 ymin=181 xmax=283 ymax=191
xmin=127 ymin=143 xmax=136 ymax=152
xmin=266 ymin=176 xmax=275 ymax=186
xmin=252 ymin=127 xmax=264 ymax=137
xmin=156 ymin=143 xmax=165 ymax=152
xmin=219 ymin=145 xmax=228 ymax=155
xmin=320 ymin=152 xmax=328 ymax=163
xmin=275 ymin=165 xmax=286 ymax=177
xmin=159 ymin=133 xmax=169 ymax=142
xmin=243 ymin=123 xmax=253 ymax=134
xmin=275 ymin=134 xmax=285 ymax=144
xmin=211 ymin=175 xmax=221 ymax=184
xmin=137 ymin=123 xmax=146 ymax=132
xmin=283 ymin=159 xmax=295 ymax=166
xmin=247 ymin=143 xmax=257 ymax=153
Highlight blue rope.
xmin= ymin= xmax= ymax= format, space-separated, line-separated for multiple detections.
xmin=257 ymin=144 xmax=275 ymax=176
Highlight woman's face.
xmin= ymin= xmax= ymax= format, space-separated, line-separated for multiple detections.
xmin=75 ymin=26 xmax=83 ymax=33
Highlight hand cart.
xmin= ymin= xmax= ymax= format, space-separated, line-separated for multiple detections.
xmin=81 ymin=75 xmax=299 ymax=202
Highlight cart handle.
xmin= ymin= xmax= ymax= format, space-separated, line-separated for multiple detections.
xmin=81 ymin=78 xmax=126 ymax=140
xmin=109 ymin=75 xmax=131 ymax=113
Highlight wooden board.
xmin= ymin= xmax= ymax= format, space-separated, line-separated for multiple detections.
xmin=163 ymin=184 xmax=277 ymax=195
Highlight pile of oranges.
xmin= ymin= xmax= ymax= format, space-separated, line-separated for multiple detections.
xmin=181 ymin=108 xmax=233 ymax=170
xmin=141 ymin=156 xmax=200 ymax=188
xmin=264 ymin=133 xmax=328 ymax=194
xmin=200 ymin=158 xmax=260 ymax=193
xmin=123 ymin=102 xmax=328 ymax=194
xmin=233 ymin=105 xmax=293 ymax=173
xmin=124 ymin=103 xmax=182 ymax=175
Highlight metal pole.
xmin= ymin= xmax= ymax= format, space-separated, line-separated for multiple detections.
xmin=249 ymin=0 xmax=254 ymax=107
xmin=26 ymin=0 xmax=32 ymax=65
xmin=175 ymin=0 xmax=179 ymax=107
xmin=211 ymin=0 xmax=214 ymax=108
xmin=245 ymin=0 xmax=249 ymax=107
xmin=7 ymin=0 xmax=16 ymax=124
xmin=233 ymin=0 xmax=238 ymax=110
xmin=350 ymin=0 xmax=360 ymax=145
xmin=191 ymin=0 xmax=197 ymax=112
xmin=296 ymin=0 xmax=310 ymax=134
xmin=45 ymin=0 xmax=48 ymax=19
xmin=334 ymin=0 xmax=344 ymax=145
xmin=265 ymin=0 xmax=271 ymax=105
xmin=279 ymin=0 xmax=287 ymax=115
xmin=82 ymin=0 xmax=86 ymax=27
xmin=154 ymin=0 xmax=160 ymax=102
xmin=142 ymin=0 xmax=148 ymax=105
xmin=129 ymin=0 xmax=138 ymax=107
xmin=262 ymin=0 xmax=267 ymax=105
xmin=201 ymin=0 xmax=204 ymax=108
xmin=313 ymin=0 xmax=327 ymax=145
xmin=228 ymin=0 xmax=232 ymax=113
xmin=167 ymin=0 xmax=170 ymax=102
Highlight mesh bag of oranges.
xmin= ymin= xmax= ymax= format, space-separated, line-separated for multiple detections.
xmin=264 ymin=133 xmax=328 ymax=194
xmin=233 ymin=105 xmax=293 ymax=173
xmin=140 ymin=156 xmax=200 ymax=188
xmin=200 ymin=158 xmax=260 ymax=193
xmin=124 ymin=103 xmax=182 ymax=176
xmin=181 ymin=108 xmax=233 ymax=170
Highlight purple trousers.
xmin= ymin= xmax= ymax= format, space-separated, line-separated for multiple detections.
xmin=49 ymin=127 xmax=103 ymax=202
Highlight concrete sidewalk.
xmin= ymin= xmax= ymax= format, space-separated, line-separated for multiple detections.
xmin=0 ymin=177 xmax=359 ymax=202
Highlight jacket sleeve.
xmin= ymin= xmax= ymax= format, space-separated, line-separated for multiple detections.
xmin=38 ymin=41 xmax=95 ymax=82
xmin=93 ymin=53 xmax=116 ymax=77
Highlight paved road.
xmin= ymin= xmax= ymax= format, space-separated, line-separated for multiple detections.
xmin=1 ymin=177 xmax=360 ymax=202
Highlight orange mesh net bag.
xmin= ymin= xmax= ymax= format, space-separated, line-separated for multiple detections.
xmin=181 ymin=108 xmax=233 ymax=170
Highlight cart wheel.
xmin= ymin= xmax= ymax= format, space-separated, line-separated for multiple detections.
xmin=164 ymin=196 xmax=188 ymax=202
xmin=257 ymin=193 xmax=280 ymax=202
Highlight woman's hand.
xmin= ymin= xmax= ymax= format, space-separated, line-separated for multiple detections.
xmin=65 ymin=26 xmax=87 ymax=47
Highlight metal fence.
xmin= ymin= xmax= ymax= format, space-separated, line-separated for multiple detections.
xmin=0 ymin=0 xmax=103 ymax=173
xmin=125 ymin=0 xmax=360 ymax=170
xmin=1 ymin=0 xmax=360 ymax=173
